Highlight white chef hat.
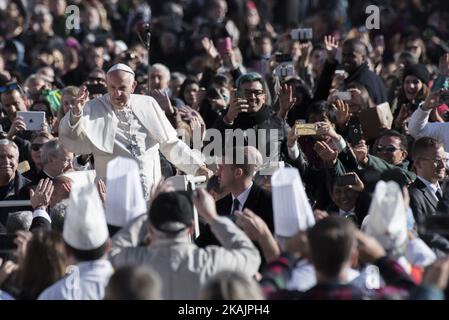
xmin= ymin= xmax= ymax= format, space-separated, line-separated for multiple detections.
xmin=63 ymin=181 xmax=109 ymax=250
xmin=271 ymin=167 xmax=315 ymax=237
xmin=362 ymin=181 xmax=407 ymax=254
xmin=105 ymin=157 xmax=147 ymax=227
xmin=107 ymin=63 xmax=135 ymax=77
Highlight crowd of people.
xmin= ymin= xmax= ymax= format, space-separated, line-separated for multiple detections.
xmin=1 ymin=0 xmax=449 ymax=301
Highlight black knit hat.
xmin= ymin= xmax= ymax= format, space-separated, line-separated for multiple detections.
xmin=149 ymin=192 xmax=193 ymax=233
xmin=403 ymin=64 xmax=430 ymax=85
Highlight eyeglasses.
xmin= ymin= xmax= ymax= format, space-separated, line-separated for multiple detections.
xmin=419 ymin=158 xmax=449 ymax=167
xmin=31 ymin=144 xmax=44 ymax=151
xmin=0 ymin=83 xmax=20 ymax=94
xmin=242 ymin=89 xmax=265 ymax=97
xmin=376 ymin=145 xmax=400 ymax=153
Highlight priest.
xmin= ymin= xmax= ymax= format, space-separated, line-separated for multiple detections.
xmin=59 ymin=63 xmax=212 ymax=198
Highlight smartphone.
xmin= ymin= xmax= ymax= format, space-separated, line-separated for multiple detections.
xmin=420 ymin=215 xmax=449 ymax=235
xmin=0 ymin=234 xmax=18 ymax=252
xmin=335 ymin=174 xmax=357 ymax=187
xmin=207 ymin=87 xmax=222 ymax=100
xmin=334 ymin=91 xmax=351 ymax=101
xmin=348 ymin=123 xmax=363 ymax=145
xmin=275 ymin=53 xmax=292 ymax=63
xmin=86 ymin=83 xmax=107 ymax=95
xmin=295 ymin=123 xmax=317 ymax=136
xmin=16 ymin=111 xmax=45 ymax=131
xmin=217 ymin=37 xmax=232 ymax=55
xmin=290 ymin=28 xmax=313 ymax=42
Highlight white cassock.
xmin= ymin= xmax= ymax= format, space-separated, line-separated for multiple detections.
xmin=38 ymin=260 xmax=113 ymax=300
xmin=59 ymin=94 xmax=204 ymax=196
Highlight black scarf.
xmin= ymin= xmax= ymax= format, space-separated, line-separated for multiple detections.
xmin=233 ymin=105 xmax=272 ymax=130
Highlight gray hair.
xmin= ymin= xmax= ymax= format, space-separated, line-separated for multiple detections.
xmin=0 ymin=139 xmax=19 ymax=159
xmin=49 ymin=202 xmax=67 ymax=233
xmin=150 ymin=63 xmax=170 ymax=80
xmin=6 ymin=211 xmax=32 ymax=233
xmin=41 ymin=138 xmax=64 ymax=165
xmin=170 ymin=72 xmax=186 ymax=83
xmin=105 ymin=265 xmax=162 ymax=300
xmin=200 ymin=271 xmax=263 ymax=300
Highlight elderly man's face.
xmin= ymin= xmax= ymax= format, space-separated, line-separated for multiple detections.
xmin=0 ymin=145 xmax=18 ymax=183
xmin=47 ymin=148 xmax=74 ymax=177
xmin=240 ymin=81 xmax=266 ymax=112
xmin=106 ymin=71 xmax=137 ymax=109
xmin=149 ymin=69 xmax=169 ymax=90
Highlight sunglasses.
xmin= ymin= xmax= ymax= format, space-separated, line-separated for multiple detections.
xmin=31 ymin=144 xmax=44 ymax=151
xmin=87 ymin=77 xmax=105 ymax=83
xmin=0 ymin=83 xmax=20 ymax=94
xmin=376 ymin=145 xmax=400 ymax=153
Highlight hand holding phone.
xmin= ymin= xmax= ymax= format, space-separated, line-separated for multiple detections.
xmin=217 ymin=37 xmax=232 ymax=56
xmin=16 ymin=111 xmax=45 ymax=131
xmin=295 ymin=122 xmax=317 ymax=136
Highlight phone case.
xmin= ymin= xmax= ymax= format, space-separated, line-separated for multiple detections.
xmin=295 ymin=123 xmax=317 ymax=135
xmin=16 ymin=111 xmax=45 ymax=131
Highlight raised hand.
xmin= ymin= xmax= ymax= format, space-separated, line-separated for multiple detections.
xmin=201 ymin=37 xmax=219 ymax=59
xmin=192 ymin=189 xmax=218 ymax=224
xmin=344 ymin=172 xmax=365 ymax=192
xmin=334 ymin=99 xmax=350 ymax=127
xmin=315 ymin=121 xmax=340 ymax=140
xmin=6 ymin=116 xmax=26 ymax=139
xmin=30 ymin=178 xmax=54 ymax=210
xmin=356 ymin=230 xmax=386 ymax=264
xmin=351 ymin=139 xmax=369 ymax=166
xmin=149 ymin=178 xmax=175 ymax=204
xmin=287 ymin=126 xmax=301 ymax=148
xmin=151 ymin=89 xmax=174 ymax=114
xmin=278 ymin=83 xmax=297 ymax=119
xmin=422 ymin=89 xmax=445 ymax=111
xmin=72 ymin=85 xmax=89 ymax=116
xmin=314 ymin=141 xmax=338 ymax=164
xmin=324 ymin=35 xmax=340 ymax=62
xmin=234 ymin=209 xmax=271 ymax=242
xmin=224 ymin=89 xmax=249 ymax=124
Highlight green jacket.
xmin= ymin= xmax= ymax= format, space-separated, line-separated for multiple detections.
xmin=364 ymin=155 xmax=416 ymax=184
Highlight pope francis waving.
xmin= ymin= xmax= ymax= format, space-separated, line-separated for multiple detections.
xmin=59 ymin=63 xmax=212 ymax=197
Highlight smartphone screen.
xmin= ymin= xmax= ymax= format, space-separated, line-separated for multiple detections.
xmin=335 ymin=175 xmax=357 ymax=187
xmin=217 ymin=37 xmax=232 ymax=56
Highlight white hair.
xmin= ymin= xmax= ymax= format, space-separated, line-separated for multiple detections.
xmin=150 ymin=63 xmax=171 ymax=80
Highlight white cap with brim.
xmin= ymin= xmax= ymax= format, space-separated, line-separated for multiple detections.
xmin=63 ymin=181 xmax=109 ymax=251
xmin=362 ymin=181 xmax=407 ymax=252
xmin=107 ymin=63 xmax=135 ymax=77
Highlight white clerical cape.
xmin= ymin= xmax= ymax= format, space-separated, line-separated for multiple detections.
xmin=59 ymin=94 xmax=204 ymax=187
